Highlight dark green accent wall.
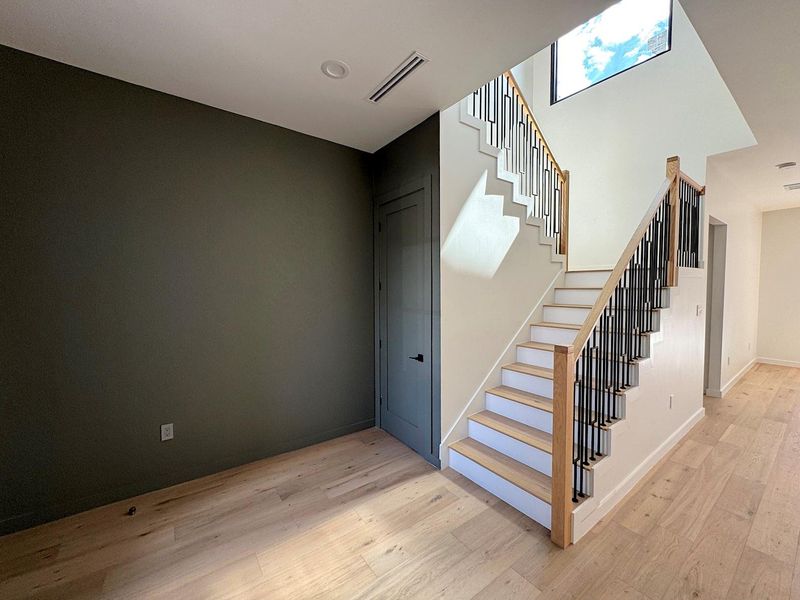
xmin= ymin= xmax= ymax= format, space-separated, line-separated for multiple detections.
xmin=0 ymin=45 xmax=375 ymax=534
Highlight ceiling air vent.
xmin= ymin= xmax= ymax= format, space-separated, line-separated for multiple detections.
xmin=367 ymin=51 xmax=429 ymax=103
xmin=784 ymin=183 xmax=800 ymax=191
xmin=776 ymin=162 xmax=797 ymax=169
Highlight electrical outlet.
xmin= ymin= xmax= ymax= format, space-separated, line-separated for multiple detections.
xmin=669 ymin=394 xmax=674 ymax=409
xmin=727 ymin=356 xmax=731 ymax=366
xmin=160 ymin=423 xmax=174 ymax=441
xmin=696 ymin=304 xmax=703 ymax=316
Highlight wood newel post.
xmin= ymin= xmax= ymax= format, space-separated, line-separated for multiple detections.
xmin=551 ymin=344 xmax=575 ymax=548
xmin=666 ymin=156 xmax=680 ymax=287
xmin=561 ymin=170 xmax=570 ymax=268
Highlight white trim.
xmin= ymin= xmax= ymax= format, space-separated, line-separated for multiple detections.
xmin=565 ymin=264 xmax=615 ymax=271
xmin=758 ymin=357 xmax=800 ymax=369
xmin=571 ymin=406 xmax=705 ymax=542
xmin=704 ymin=387 xmax=723 ymax=398
xmin=720 ymin=358 xmax=757 ymax=397
xmin=438 ymin=268 xmax=563 ymax=466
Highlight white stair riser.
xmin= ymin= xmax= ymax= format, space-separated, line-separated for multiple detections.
xmin=599 ymin=311 xmax=661 ymax=331
xmin=572 ymin=466 xmax=595 ymax=497
xmin=449 ymin=450 xmax=552 ymax=529
xmin=557 ymin=288 xmax=670 ymax=308
xmin=574 ymin=424 xmax=610 ymax=457
xmin=555 ymin=288 xmax=601 ymax=305
xmin=486 ymin=392 xmax=553 ymax=433
xmin=574 ymin=389 xmax=625 ymax=418
xmin=578 ymin=336 xmax=650 ymax=359
xmin=516 ymin=346 xmax=554 ymax=369
xmin=468 ymin=421 xmax=552 ymax=476
xmin=564 ymin=271 xmax=611 ymax=287
xmin=543 ymin=305 xmax=591 ymax=325
xmin=502 ymin=369 xmax=553 ymax=398
xmin=531 ymin=325 xmax=578 ymax=345
xmin=580 ymin=361 xmax=639 ymax=387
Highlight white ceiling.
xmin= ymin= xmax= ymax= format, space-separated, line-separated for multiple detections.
xmin=0 ymin=0 xmax=612 ymax=153
xmin=682 ymin=0 xmax=800 ymax=211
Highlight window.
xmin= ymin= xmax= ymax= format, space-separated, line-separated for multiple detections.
xmin=551 ymin=0 xmax=673 ymax=103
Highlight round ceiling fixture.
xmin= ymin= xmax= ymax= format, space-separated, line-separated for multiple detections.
xmin=321 ymin=60 xmax=350 ymax=79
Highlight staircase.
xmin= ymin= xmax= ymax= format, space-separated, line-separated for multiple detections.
xmin=449 ymin=269 xmax=610 ymax=531
xmin=446 ymin=71 xmax=706 ymax=547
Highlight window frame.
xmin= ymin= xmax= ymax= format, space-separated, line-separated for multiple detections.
xmin=550 ymin=0 xmax=674 ymax=105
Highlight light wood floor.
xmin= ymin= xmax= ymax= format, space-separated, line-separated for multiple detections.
xmin=2 ymin=363 xmax=800 ymax=599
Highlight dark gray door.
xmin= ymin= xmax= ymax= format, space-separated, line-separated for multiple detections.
xmin=377 ymin=182 xmax=432 ymax=459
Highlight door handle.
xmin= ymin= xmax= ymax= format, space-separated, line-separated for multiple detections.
xmin=408 ymin=353 xmax=424 ymax=363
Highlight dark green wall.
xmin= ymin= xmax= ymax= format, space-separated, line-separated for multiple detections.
xmin=0 ymin=45 xmax=374 ymax=534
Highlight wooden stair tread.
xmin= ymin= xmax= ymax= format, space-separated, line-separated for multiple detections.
xmin=543 ymin=303 xmax=593 ymax=309
xmin=555 ymin=287 xmax=602 ymax=290
xmin=517 ymin=341 xmax=555 ymax=352
xmin=487 ymin=385 xmax=553 ymax=412
xmin=503 ymin=363 xmax=554 ymax=379
xmin=531 ymin=321 xmax=582 ymax=330
xmin=450 ymin=438 xmax=552 ymax=503
xmin=566 ymin=269 xmax=612 ymax=273
xmin=470 ymin=410 xmax=553 ymax=453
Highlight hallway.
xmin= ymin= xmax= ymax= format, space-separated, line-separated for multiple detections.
xmin=1 ymin=364 xmax=799 ymax=599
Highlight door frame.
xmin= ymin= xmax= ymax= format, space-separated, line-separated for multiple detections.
xmin=373 ymin=175 xmax=440 ymax=466
xmin=704 ymin=215 xmax=727 ymax=397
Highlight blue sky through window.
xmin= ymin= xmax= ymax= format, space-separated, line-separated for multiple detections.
xmin=553 ymin=0 xmax=672 ymax=102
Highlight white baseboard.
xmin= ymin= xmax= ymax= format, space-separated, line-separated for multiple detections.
xmin=720 ymin=358 xmax=757 ymax=396
xmin=705 ymin=387 xmax=723 ymax=398
xmin=758 ymin=357 xmax=800 ymax=369
xmin=571 ymin=406 xmax=705 ymax=543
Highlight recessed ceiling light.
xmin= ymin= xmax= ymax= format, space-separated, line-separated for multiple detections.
xmin=776 ymin=162 xmax=797 ymax=169
xmin=321 ymin=60 xmax=350 ymax=79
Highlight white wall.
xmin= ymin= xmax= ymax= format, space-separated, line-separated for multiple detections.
xmin=757 ymin=207 xmax=800 ymax=367
xmin=439 ymin=104 xmax=563 ymax=460
xmin=704 ymin=159 xmax=762 ymax=393
xmin=513 ymin=1 xmax=755 ymax=270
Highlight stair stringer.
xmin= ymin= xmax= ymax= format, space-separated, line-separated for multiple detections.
xmin=570 ymin=269 xmax=707 ymax=542
xmin=459 ymin=99 xmax=565 ymax=265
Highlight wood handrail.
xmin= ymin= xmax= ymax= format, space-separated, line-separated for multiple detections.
xmin=680 ymin=171 xmax=705 ymax=194
xmin=568 ymin=174 xmax=674 ymax=354
xmin=504 ymin=70 xmax=566 ymax=183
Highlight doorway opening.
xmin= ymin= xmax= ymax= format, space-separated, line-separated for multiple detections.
xmin=704 ymin=216 xmax=727 ymax=396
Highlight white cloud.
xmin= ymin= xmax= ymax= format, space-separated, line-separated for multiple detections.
xmin=556 ymin=0 xmax=670 ymax=99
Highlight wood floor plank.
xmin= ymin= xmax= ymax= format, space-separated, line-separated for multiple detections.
xmin=664 ymin=507 xmax=751 ymax=600
xmin=726 ymin=547 xmax=793 ymax=600
xmin=670 ymin=438 xmax=715 ymax=468
xmin=715 ymin=474 xmax=766 ymax=521
xmin=735 ymin=419 xmax=787 ymax=483
xmin=613 ymin=524 xmax=693 ymax=600
xmin=747 ymin=489 xmax=800 ymax=565
xmin=614 ymin=459 xmax=694 ymax=536
xmin=658 ymin=441 xmax=741 ymax=541
xmin=473 ymin=568 xmax=542 ymax=600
